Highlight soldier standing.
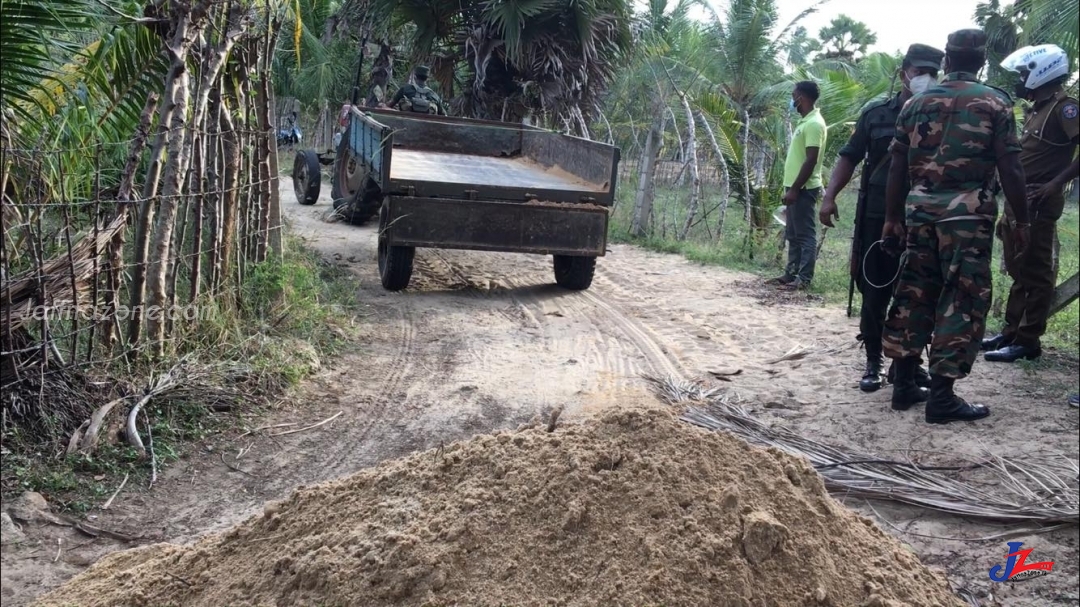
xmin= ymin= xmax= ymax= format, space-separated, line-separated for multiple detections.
xmin=820 ymin=43 xmax=944 ymax=394
xmin=388 ymin=65 xmax=447 ymax=115
xmin=983 ymin=44 xmax=1079 ymax=363
xmin=881 ymin=29 xmax=1030 ymax=424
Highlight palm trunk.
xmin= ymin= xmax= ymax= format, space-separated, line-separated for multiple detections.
xmin=630 ymin=92 xmax=666 ymax=238
xmin=146 ymin=29 xmax=197 ymax=357
xmin=694 ymin=111 xmax=732 ymax=241
xmin=678 ymin=94 xmax=701 ymax=241
xmin=218 ymin=98 xmax=240 ymax=291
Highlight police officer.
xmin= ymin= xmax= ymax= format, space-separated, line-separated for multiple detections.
xmin=820 ymin=44 xmax=943 ymax=394
xmin=983 ymin=44 xmax=1079 ymax=363
xmin=387 ymin=65 xmax=447 ymax=115
xmin=881 ymin=29 xmax=1030 ymax=424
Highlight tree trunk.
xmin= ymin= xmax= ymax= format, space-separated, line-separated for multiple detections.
xmin=678 ymin=94 xmax=701 ymax=241
xmin=631 ymin=93 xmax=666 ymax=238
xmin=127 ymin=64 xmax=182 ymax=349
xmin=103 ymin=93 xmax=158 ymax=355
xmin=218 ymin=98 xmax=240 ymax=291
xmin=695 ymin=110 xmax=732 ymax=241
xmin=146 ymin=35 xmax=196 ymax=357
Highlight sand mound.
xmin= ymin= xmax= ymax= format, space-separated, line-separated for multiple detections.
xmin=35 ymin=408 xmax=965 ymax=607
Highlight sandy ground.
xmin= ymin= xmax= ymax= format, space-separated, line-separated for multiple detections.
xmin=2 ymin=180 xmax=1078 ymax=606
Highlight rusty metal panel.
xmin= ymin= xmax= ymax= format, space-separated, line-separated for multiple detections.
xmin=385 ymin=196 xmax=609 ymax=256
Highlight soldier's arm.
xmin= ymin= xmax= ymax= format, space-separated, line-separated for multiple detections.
xmin=387 ymin=86 xmax=407 ymax=108
xmin=993 ymin=105 xmax=1029 ymax=224
xmin=884 ymin=108 xmax=912 ymax=224
xmin=824 ymin=111 xmax=871 ymax=201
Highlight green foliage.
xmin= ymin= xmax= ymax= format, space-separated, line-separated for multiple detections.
xmin=817 ymin=14 xmax=878 ymax=61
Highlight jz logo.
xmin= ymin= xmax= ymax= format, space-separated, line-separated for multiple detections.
xmin=988 ymin=542 xmax=1054 ymax=582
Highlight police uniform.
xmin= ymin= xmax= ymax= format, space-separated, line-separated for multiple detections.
xmin=883 ymin=29 xmax=1025 ymax=423
xmin=838 ymin=43 xmax=943 ymax=387
xmin=993 ymin=86 xmax=1079 ymax=354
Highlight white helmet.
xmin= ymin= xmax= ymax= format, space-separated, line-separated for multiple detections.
xmin=1000 ymin=44 xmax=1070 ymax=90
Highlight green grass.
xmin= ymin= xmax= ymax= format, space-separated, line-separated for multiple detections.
xmin=610 ymin=171 xmax=1080 ymax=358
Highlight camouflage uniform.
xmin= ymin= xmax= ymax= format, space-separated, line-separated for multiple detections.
xmin=388 ymin=66 xmax=446 ymax=115
xmin=882 ymin=31 xmax=1022 ymax=380
xmin=839 ymin=44 xmax=944 ymax=372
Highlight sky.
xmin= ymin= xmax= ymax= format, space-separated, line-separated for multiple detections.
xmin=771 ymin=0 xmax=984 ymax=56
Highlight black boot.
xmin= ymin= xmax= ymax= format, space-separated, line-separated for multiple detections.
xmin=925 ymin=376 xmax=990 ymax=424
xmin=913 ymin=363 xmax=931 ymax=389
xmin=860 ymin=355 xmax=887 ymax=392
xmin=886 ymin=359 xmax=931 ymax=388
xmin=891 ymin=357 xmax=929 ymax=411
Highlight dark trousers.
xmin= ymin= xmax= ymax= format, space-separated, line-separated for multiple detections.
xmin=1000 ymin=195 xmax=1063 ymax=348
xmin=783 ymin=187 xmax=821 ymax=284
xmin=857 ymin=215 xmax=900 ymax=359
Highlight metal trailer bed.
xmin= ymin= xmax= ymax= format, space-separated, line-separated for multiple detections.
xmin=328 ymin=108 xmax=621 ymax=291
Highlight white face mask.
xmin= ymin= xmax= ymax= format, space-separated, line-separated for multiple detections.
xmin=908 ymin=74 xmax=935 ymax=95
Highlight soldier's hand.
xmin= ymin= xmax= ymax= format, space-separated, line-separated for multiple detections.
xmin=819 ymin=196 xmax=839 ymax=227
xmin=1027 ymin=183 xmax=1055 ymax=212
xmin=1012 ymin=223 xmax=1030 ymax=263
xmin=881 ymin=219 xmax=905 ymax=244
xmin=782 ymin=188 xmax=799 ymax=206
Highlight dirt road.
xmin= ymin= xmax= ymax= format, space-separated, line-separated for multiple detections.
xmin=3 ymin=181 xmax=1077 ymax=606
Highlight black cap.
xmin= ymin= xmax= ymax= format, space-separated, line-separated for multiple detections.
xmin=904 ymin=43 xmax=945 ymax=69
xmin=945 ymin=29 xmax=987 ymax=55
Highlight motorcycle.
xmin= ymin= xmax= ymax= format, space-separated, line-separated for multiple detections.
xmin=277 ymin=124 xmax=301 ymax=148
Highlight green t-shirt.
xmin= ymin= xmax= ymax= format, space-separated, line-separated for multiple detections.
xmin=783 ymin=107 xmax=827 ymax=189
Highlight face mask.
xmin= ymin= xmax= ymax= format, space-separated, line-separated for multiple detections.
xmin=909 ymin=74 xmax=934 ymax=95
xmin=789 ymin=97 xmax=799 ymax=113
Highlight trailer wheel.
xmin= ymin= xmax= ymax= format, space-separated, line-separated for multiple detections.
xmin=553 ymin=255 xmax=596 ymax=290
xmin=331 ymin=126 xmax=380 ymax=225
xmin=292 ymin=150 xmax=321 ymax=205
xmin=378 ymin=207 xmax=414 ymax=291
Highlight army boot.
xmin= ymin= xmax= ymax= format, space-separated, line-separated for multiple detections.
xmin=887 ymin=359 xmax=932 ymax=388
xmin=925 ymin=376 xmax=990 ymax=424
xmin=890 ymin=357 xmax=929 ymax=411
xmin=859 ymin=344 xmax=887 ymax=392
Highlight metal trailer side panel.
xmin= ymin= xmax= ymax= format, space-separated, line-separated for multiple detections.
xmin=351 ymin=109 xmax=618 ymax=205
xmin=384 ymin=196 xmax=609 ymax=257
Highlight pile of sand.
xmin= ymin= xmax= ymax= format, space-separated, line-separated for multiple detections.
xmin=35 ymin=408 xmax=965 ymax=607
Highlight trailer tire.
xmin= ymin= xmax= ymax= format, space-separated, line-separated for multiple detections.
xmin=378 ymin=207 xmax=414 ymax=291
xmin=553 ymin=255 xmax=596 ymax=290
xmin=293 ymin=150 xmax=321 ymax=205
xmin=333 ymin=192 xmax=380 ymax=226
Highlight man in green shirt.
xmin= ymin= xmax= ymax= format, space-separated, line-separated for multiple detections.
xmin=774 ymin=80 xmax=828 ymax=290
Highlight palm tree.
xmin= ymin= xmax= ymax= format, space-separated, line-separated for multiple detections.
xmin=372 ymin=0 xmax=633 ymax=130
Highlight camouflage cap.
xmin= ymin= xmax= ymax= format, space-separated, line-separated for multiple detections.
xmin=904 ymin=43 xmax=945 ymax=69
xmin=945 ymin=29 xmax=987 ymax=55
xmin=414 ymin=65 xmax=430 ymax=79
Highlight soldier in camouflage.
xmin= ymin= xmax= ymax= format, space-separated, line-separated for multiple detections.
xmin=881 ymin=29 xmax=1031 ymax=424
xmin=388 ymin=65 xmax=447 ymax=116
xmin=821 ymin=43 xmax=944 ymax=395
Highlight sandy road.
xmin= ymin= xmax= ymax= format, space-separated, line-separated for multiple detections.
xmin=2 ymin=180 xmax=1077 ymax=606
